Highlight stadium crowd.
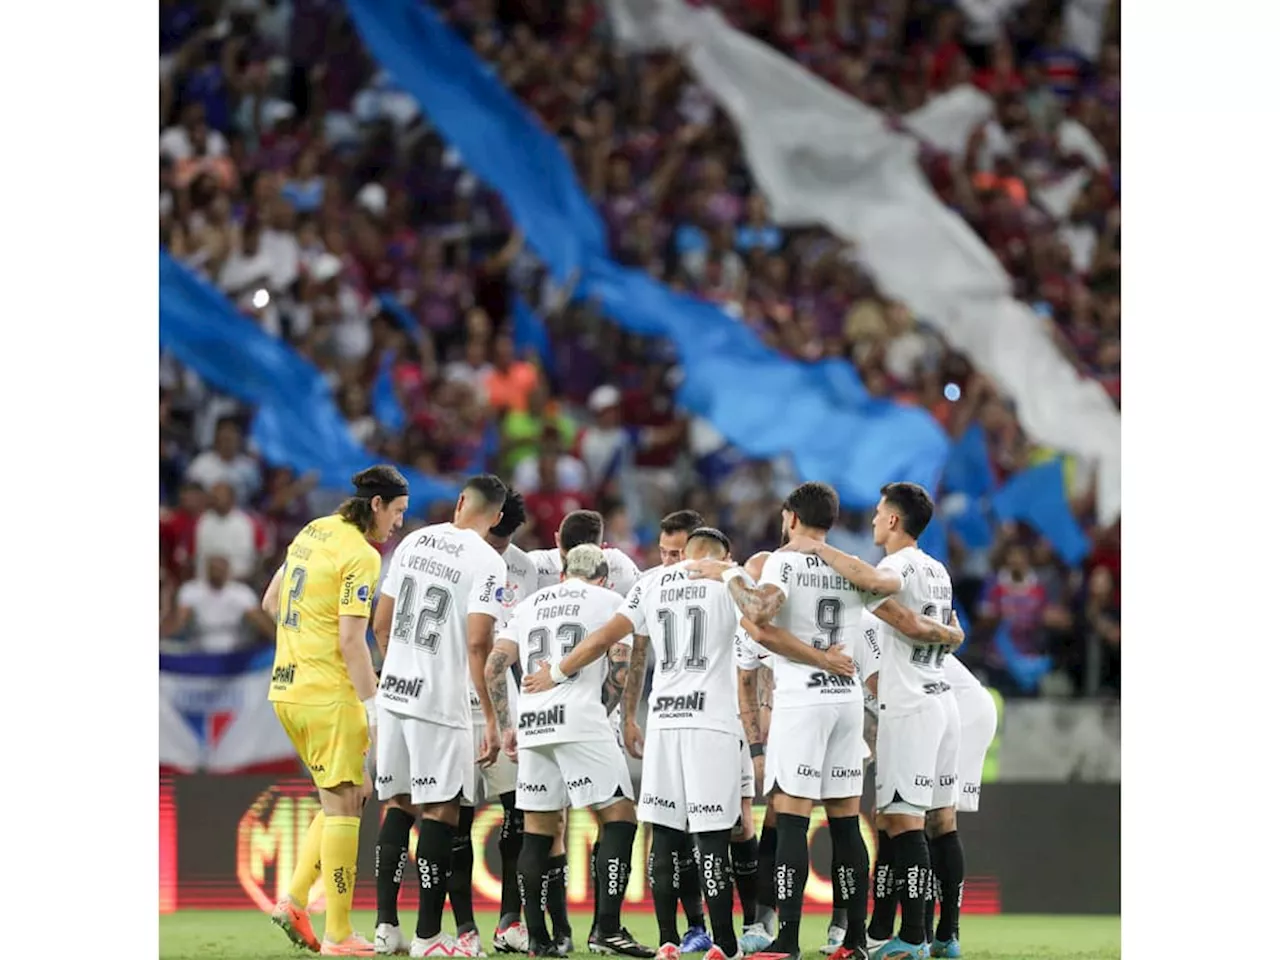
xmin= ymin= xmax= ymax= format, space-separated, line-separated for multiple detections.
xmin=159 ymin=0 xmax=1120 ymax=699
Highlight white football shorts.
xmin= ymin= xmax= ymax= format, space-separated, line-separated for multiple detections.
xmin=462 ymin=720 xmax=518 ymax=807
xmin=874 ymin=694 xmax=960 ymax=813
xmin=638 ymin=728 xmax=742 ymax=832
xmin=376 ymin=707 xmax=475 ymax=806
xmin=764 ymin=703 xmax=864 ymax=801
xmin=955 ymin=686 xmax=998 ymax=813
xmin=516 ymin=739 xmax=634 ymax=813
xmin=740 ymin=733 xmax=755 ymax=799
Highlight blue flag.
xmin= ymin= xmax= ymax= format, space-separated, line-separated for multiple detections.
xmin=991 ymin=459 xmax=1091 ymax=565
xmin=512 ymin=295 xmax=553 ymax=371
xmin=991 ymin=620 xmax=1053 ymax=693
xmin=160 ymin=251 xmax=457 ymax=509
xmin=371 ymin=351 xmax=405 ymax=434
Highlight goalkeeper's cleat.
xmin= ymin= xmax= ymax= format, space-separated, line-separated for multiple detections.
xmin=321 ymin=932 xmax=377 ymax=956
xmin=272 ymin=897 xmax=321 ymax=952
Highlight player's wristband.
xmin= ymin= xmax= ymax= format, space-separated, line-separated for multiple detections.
xmin=550 ymin=662 xmax=568 ymax=684
xmin=749 ymin=743 xmax=765 ymax=758
xmin=721 ymin=566 xmax=748 ymax=585
xmin=363 ymin=697 xmax=377 ymax=728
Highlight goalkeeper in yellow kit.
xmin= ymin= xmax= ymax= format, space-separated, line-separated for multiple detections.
xmin=263 ymin=466 xmax=410 ymax=956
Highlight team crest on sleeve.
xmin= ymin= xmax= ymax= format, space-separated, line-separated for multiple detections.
xmin=497 ymin=583 xmax=519 ymax=608
xmin=357 ymin=584 xmax=370 ymax=604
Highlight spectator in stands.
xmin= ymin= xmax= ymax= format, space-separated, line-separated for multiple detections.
xmin=484 ymin=332 xmax=538 ymax=413
xmin=978 ymin=541 xmax=1053 ymax=693
xmin=186 ymin=417 xmax=261 ymax=503
xmin=1073 ymin=566 xmax=1120 ymax=697
xmin=500 ymin=379 xmax=576 ymax=474
xmin=524 ymin=448 xmax=593 ymax=546
xmin=161 ymin=480 xmax=207 ymax=582
xmin=161 ymin=555 xmax=274 ymax=653
xmin=513 ymin=425 xmax=589 ymax=494
xmin=194 ymin=481 xmax=265 ymax=583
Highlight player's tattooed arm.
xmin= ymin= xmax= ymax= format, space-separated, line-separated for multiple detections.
xmin=742 ymin=617 xmax=855 ymax=675
xmin=872 ymin=599 xmax=965 ymax=647
xmin=621 ymin=633 xmax=649 ymax=723
xmin=486 ymin=639 xmax=519 ymax=730
xmin=758 ymin=664 xmax=774 ymax=711
xmin=738 ymin=668 xmax=762 ymax=746
xmin=727 ymin=577 xmax=786 ymax=626
xmin=789 ymin=538 xmax=903 ymax=597
xmin=602 ymin=641 xmax=631 ymax=715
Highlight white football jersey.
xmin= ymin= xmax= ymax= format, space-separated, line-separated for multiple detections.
xmin=469 ymin=542 xmax=542 ymax=722
xmin=530 ymin=546 xmax=641 ymax=596
xmin=942 ymin=651 xmax=982 ymax=693
xmin=758 ymin=549 xmax=866 ymax=709
xmin=863 ymin=546 xmax=955 ymax=713
xmin=734 ymin=627 xmax=768 ymax=673
xmin=620 ymin=560 xmax=741 ymax=737
xmin=378 ymin=523 xmax=506 ymax=728
xmin=856 ymin=611 xmax=884 ymax=713
xmin=500 ymin=581 xmax=625 ymax=746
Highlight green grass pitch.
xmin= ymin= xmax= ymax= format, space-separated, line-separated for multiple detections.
xmin=159 ymin=910 xmax=1119 ymax=960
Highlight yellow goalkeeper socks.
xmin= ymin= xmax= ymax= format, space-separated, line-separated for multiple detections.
xmin=288 ymin=811 xmax=326 ymax=906
xmin=321 ymin=816 xmax=362 ymax=942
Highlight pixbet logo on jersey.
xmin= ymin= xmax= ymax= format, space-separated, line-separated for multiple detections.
xmin=418 ymin=533 xmax=465 ymax=556
xmin=381 ymin=674 xmax=424 ymax=701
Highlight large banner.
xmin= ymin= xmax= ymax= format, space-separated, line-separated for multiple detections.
xmin=159 ymin=649 xmax=297 ymax=774
xmin=159 ymin=776 xmax=1118 ymax=915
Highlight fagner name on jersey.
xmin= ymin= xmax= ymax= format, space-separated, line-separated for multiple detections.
xmin=519 ymin=705 xmax=566 ymax=729
xmin=415 ymin=533 xmax=465 ymax=557
xmin=806 ymin=671 xmax=858 ymax=689
xmin=652 ymin=692 xmax=706 ymax=715
xmin=404 ymin=553 xmax=461 ymax=584
xmin=381 ymin=673 xmax=424 ymax=701
xmin=537 ymin=602 xmax=581 ymax=621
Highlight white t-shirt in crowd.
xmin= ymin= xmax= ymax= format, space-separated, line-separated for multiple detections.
xmin=176 ymin=579 xmax=259 ymax=654
xmin=186 ymin=450 xmax=262 ymax=504
xmin=159 ymin=125 xmax=229 ymax=162
xmin=194 ymin=508 xmax=261 ymax=581
xmin=512 ymin=455 xmax=589 ymax=495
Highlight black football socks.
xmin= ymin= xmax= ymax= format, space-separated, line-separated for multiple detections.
xmin=448 ymin=805 xmax=477 ymax=933
xmin=893 ymin=830 xmax=931 ymax=946
xmin=545 ymin=854 xmax=572 ymax=940
xmin=730 ymin=835 xmax=760 ymax=925
xmin=867 ymin=830 xmax=898 ymax=941
xmin=596 ymin=821 xmax=638 ymax=936
xmin=676 ymin=833 xmax=706 ymax=930
xmin=376 ymin=807 xmax=414 ymax=928
xmin=415 ymin=817 xmax=456 ymax=940
xmin=696 ymin=830 xmax=738 ymax=956
xmin=772 ymin=812 xmax=810 ymax=955
xmin=756 ymin=823 xmax=778 ymax=927
xmin=931 ymin=830 xmax=966 ymax=943
xmin=518 ymin=832 xmax=555 ymax=946
xmin=828 ymin=816 xmax=869 ymax=950
xmin=498 ymin=795 xmax=524 ymax=927
xmin=649 ymin=825 xmax=684 ymax=947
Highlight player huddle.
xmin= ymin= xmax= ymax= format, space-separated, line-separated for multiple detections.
xmin=264 ymin=466 xmax=997 ymax=960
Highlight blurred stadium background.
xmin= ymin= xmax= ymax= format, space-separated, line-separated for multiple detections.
xmin=157 ymin=0 xmax=1120 ymax=943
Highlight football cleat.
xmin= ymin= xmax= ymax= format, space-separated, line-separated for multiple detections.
xmin=375 ymin=924 xmax=411 ymax=955
xmin=271 ymin=898 xmax=321 ymax=953
xmin=738 ymin=924 xmax=772 ymax=956
xmin=654 ymin=943 xmax=681 ymax=960
xmin=704 ymin=945 xmax=743 ymax=960
xmin=321 ymin=933 xmax=377 ymax=957
xmin=680 ymin=926 xmax=713 ymax=954
xmin=871 ymin=938 xmax=925 ymax=960
xmin=929 ymin=939 xmax=960 ymax=958
xmin=829 ymin=947 xmax=870 ymax=960
xmin=455 ymin=930 xmax=487 ymax=958
xmin=589 ymin=928 xmax=656 ymax=958
xmin=552 ymin=934 xmax=574 ymax=957
xmin=493 ymin=922 xmax=528 ymax=954
xmin=411 ymin=933 xmax=461 ymax=957
xmin=819 ymin=925 xmax=847 ymax=955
